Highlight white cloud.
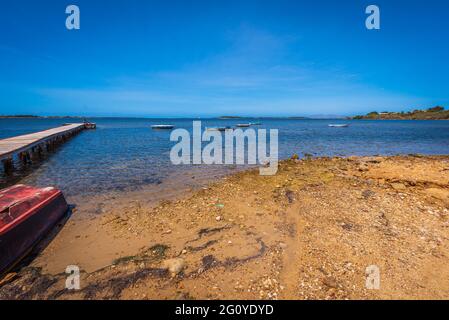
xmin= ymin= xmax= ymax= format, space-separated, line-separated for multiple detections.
xmin=35 ymin=26 xmax=424 ymax=116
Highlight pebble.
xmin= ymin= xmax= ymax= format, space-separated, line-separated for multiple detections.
xmin=279 ymin=242 xmax=288 ymax=249
xmin=391 ymin=182 xmax=407 ymax=191
xmin=162 ymin=258 xmax=185 ymax=275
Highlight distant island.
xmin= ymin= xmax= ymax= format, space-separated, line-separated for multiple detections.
xmin=0 ymin=115 xmax=40 ymax=118
xmin=0 ymin=115 xmax=87 ymax=119
xmin=352 ymin=106 xmax=449 ymax=120
xmin=218 ymin=116 xmax=243 ymax=119
xmin=287 ymin=116 xmax=309 ymax=120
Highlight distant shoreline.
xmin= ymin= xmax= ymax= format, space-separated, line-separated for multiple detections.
xmin=0 ymin=115 xmax=315 ymax=120
xmin=1 ymin=113 xmax=448 ymax=120
xmin=351 ymin=106 xmax=448 ymax=120
xmin=0 ymin=115 xmax=352 ymax=120
xmin=0 ymin=115 xmax=40 ymax=119
xmin=0 ymin=115 xmax=85 ymax=119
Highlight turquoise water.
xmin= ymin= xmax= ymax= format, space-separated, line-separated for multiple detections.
xmin=1 ymin=118 xmax=449 ymax=196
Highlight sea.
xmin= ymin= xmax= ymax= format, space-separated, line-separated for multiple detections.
xmin=1 ymin=117 xmax=449 ymax=199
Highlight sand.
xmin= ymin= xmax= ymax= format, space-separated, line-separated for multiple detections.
xmin=1 ymin=155 xmax=449 ymax=300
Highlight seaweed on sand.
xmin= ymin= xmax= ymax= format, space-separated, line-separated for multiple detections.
xmin=112 ymin=244 xmax=169 ymax=266
xmin=82 ymin=267 xmax=169 ymax=299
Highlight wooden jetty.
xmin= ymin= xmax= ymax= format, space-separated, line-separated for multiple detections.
xmin=0 ymin=123 xmax=87 ymax=174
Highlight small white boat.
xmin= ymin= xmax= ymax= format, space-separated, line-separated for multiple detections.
xmin=250 ymin=122 xmax=262 ymax=126
xmin=328 ymin=124 xmax=349 ymax=128
xmin=206 ymin=126 xmax=232 ymax=132
xmin=151 ymin=124 xmax=175 ymax=129
xmin=236 ymin=124 xmax=251 ymax=128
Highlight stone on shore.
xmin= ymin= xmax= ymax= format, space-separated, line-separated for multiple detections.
xmin=391 ymin=182 xmax=407 ymax=191
xmin=162 ymin=258 xmax=185 ymax=275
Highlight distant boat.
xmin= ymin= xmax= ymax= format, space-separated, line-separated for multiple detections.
xmin=83 ymin=118 xmax=97 ymax=129
xmin=84 ymin=122 xmax=97 ymax=129
xmin=328 ymin=124 xmax=349 ymax=128
xmin=249 ymin=122 xmax=262 ymax=125
xmin=206 ymin=126 xmax=232 ymax=132
xmin=151 ymin=124 xmax=175 ymax=129
xmin=236 ymin=124 xmax=251 ymax=128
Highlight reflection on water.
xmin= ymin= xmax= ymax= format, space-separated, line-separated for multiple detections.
xmin=1 ymin=118 xmax=449 ymax=198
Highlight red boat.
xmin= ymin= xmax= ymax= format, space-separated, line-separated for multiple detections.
xmin=0 ymin=184 xmax=68 ymax=276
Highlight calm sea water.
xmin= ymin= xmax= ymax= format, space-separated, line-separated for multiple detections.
xmin=1 ymin=118 xmax=449 ymax=197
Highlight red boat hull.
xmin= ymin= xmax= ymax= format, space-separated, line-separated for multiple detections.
xmin=0 ymin=185 xmax=68 ymax=275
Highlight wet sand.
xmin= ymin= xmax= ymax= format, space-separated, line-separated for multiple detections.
xmin=1 ymin=155 xmax=449 ymax=299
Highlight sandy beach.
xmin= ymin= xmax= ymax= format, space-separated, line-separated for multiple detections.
xmin=1 ymin=155 xmax=449 ymax=300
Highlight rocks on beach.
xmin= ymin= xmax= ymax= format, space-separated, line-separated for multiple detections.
xmin=162 ymin=258 xmax=185 ymax=275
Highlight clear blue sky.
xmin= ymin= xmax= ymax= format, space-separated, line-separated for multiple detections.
xmin=0 ymin=0 xmax=448 ymax=117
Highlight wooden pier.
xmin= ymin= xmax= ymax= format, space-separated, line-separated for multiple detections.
xmin=0 ymin=123 xmax=86 ymax=174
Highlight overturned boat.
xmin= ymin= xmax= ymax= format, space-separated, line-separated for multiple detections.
xmin=0 ymin=185 xmax=68 ymax=276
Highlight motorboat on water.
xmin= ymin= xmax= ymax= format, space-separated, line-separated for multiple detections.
xmin=328 ymin=124 xmax=349 ymax=128
xmin=84 ymin=122 xmax=97 ymax=129
xmin=236 ymin=124 xmax=251 ymax=128
xmin=83 ymin=118 xmax=97 ymax=129
xmin=151 ymin=124 xmax=175 ymax=130
xmin=0 ymin=185 xmax=69 ymax=276
xmin=206 ymin=126 xmax=232 ymax=132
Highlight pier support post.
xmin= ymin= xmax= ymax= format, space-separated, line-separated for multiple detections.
xmin=30 ymin=145 xmax=44 ymax=160
xmin=2 ymin=157 xmax=14 ymax=175
xmin=37 ymin=144 xmax=43 ymax=157
xmin=19 ymin=151 xmax=31 ymax=165
xmin=31 ymin=147 xmax=37 ymax=161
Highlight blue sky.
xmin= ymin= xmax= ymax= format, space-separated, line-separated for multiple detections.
xmin=0 ymin=0 xmax=448 ymax=117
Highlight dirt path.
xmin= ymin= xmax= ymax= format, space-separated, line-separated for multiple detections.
xmin=1 ymin=155 xmax=448 ymax=300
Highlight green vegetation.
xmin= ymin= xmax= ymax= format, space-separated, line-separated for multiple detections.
xmin=112 ymin=244 xmax=169 ymax=266
xmin=352 ymin=106 xmax=449 ymax=120
xmin=147 ymin=244 xmax=169 ymax=258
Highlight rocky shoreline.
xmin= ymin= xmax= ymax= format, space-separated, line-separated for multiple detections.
xmin=1 ymin=155 xmax=449 ymax=299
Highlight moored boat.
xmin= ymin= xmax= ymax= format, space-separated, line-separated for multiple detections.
xmin=83 ymin=118 xmax=97 ymax=129
xmin=0 ymin=185 xmax=68 ymax=276
xmin=151 ymin=124 xmax=175 ymax=129
xmin=84 ymin=122 xmax=97 ymax=129
xmin=328 ymin=124 xmax=349 ymax=127
xmin=236 ymin=123 xmax=251 ymax=128
xmin=206 ymin=126 xmax=232 ymax=132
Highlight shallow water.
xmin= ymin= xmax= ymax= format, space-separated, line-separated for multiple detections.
xmin=1 ymin=118 xmax=449 ymax=198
